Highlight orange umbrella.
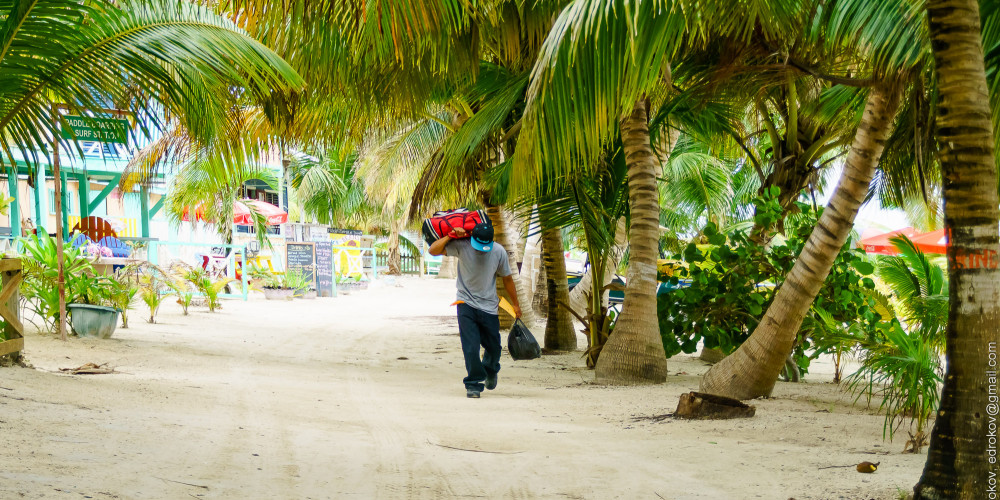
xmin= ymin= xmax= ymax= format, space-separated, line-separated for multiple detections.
xmin=910 ymin=229 xmax=948 ymax=254
xmin=857 ymin=227 xmax=918 ymax=255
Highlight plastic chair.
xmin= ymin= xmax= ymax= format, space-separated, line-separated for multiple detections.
xmin=97 ymin=236 xmax=131 ymax=258
xmin=69 ymin=233 xmax=94 ymax=249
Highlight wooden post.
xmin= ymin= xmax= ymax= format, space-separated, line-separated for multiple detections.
xmin=52 ymin=106 xmax=66 ymax=341
xmin=0 ymin=259 xmax=24 ymax=362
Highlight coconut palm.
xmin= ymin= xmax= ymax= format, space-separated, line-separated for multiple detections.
xmin=0 ymin=0 xmax=301 ymax=167
xmin=531 ymin=143 xmax=630 ymax=365
xmin=287 ymin=150 xmax=369 ymax=228
xmin=913 ymin=0 xmax=1000 ymax=497
xmin=879 ymin=235 xmax=949 ymax=346
xmin=698 ymin=0 xmax=934 ymax=398
xmin=165 ymin=158 xmax=279 ymax=246
xmin=354 ymin=114 xmax=452 ymax=274
xmin=513 ymin=0 xmax=693 ymax=384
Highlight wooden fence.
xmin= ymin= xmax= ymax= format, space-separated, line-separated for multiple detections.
xmin=376 ymin=250 xmax=420 ymax=274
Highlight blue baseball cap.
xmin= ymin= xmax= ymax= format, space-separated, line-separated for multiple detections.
xmin=470 ymin=222 xmax=494 ymax=252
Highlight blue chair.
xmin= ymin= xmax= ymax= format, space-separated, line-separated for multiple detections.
xmin=69 ymin=233 xmax=93 ymax=249
xmin=97 ymin=236 xmax=131 ymax=257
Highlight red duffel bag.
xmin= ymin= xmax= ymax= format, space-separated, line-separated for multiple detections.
xmin=422 ymin=208 xmax=490 ymax=246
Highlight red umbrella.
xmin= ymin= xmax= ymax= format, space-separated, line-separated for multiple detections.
xmin=182 ymin=199 xmax=288 ymax=226
xmin=910 ymin=229 xmax=948 ymax=254
xmin=857 ymin=227 xmax=918 ymax=255
xmin=234 ymin=199 xmax=288 ymax=226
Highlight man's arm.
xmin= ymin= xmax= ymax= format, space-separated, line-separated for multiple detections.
xmin=502 ymin=275 xmax=522 ymax=318
xmin=428 ymin=227 xmax=467 ymax=256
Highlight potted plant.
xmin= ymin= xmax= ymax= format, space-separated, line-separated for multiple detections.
xmin=283 ymin=269 xmax=311 ymax=299
xmin=20 ymin=233 xmax=123 ymax=337
xmin=66 ymin=273 xmax=123 ymax=339
xmin=260 ymin=272 xmax=293 ymax=300
xmin=337 ymin=273 xmax=367 ymax=292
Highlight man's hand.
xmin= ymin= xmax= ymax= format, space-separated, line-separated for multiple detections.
xmin=452 ymin=227 xmax=467 ymax=238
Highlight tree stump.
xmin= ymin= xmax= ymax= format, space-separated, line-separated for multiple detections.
xmin=674 ymin=392 xmax=755 ymax=419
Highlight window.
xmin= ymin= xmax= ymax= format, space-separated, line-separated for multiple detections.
xmin=48 ymin=189 xmax=77 ymax=214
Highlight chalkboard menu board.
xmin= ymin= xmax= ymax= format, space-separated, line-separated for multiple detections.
xmin=314 ymin=241 xmax=334 ymax=297
xmin=286 ymin=242 xmax=316 ymax=287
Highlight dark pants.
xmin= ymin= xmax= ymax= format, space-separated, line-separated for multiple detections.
xmin=457 ymin=303 xmax=501 ymax=392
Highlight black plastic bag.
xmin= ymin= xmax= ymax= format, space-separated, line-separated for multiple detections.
xmin=507 ymin=319 xmax=541 ymax=360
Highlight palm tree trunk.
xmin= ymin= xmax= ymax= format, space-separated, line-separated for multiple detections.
xmin=914 ymin=1 xmax=1000 ymax=497
xmin=438 ymin=256 xmax=458 ymax=279
xmin=520 ymin=226 xmax=543 ymax=300
xmin=386 ymin=229 xmax=402 ymax=275
xmin=533 ymin=250 xmax=548 ymax=313
xmin=700 ymin=85 xmax=902 ymax=399
xmin=541 ymin=227 xmax=576 ymax=350
xmin=594 ymin=99 xmax=668 ymax=385
xmin=487 ymin=205 xmax=537 ymax=328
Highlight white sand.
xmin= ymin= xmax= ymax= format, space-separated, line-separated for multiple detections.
xmin=1 ymin=276 xmax=926 ymax=499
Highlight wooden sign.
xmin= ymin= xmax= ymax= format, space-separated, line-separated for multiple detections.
xmin=314 ymin=241 xmax=334 ymax=297
xmin=285 ymin=242 xmax=316 ymax=288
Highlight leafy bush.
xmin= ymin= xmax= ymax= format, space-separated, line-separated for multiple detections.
xmin=847 ymin=321 xmax=942 ymax=453
xmin=843 ymin=235 xmax=947 ymax=453
xmin=656 ymin=189 xmax=884 ymax=381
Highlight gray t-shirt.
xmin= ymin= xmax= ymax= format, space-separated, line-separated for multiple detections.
xmin=445 ymin=238 xmax=512 ymax=314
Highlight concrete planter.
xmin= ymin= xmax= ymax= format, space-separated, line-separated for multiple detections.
xmin=262 ymin=288 xmax=294 ymax=300
xmin=67 ymin=304 xmax=119 ymax=339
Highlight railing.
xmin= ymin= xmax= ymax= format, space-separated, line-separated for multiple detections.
xmin=146 ymin=241 xmax=249 ymax=300
xmin=331 ymin=246 xmax=376 ymax=297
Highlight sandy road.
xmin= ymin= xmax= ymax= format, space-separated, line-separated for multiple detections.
xmin=1 ymin=276 xmax=925 ymax=499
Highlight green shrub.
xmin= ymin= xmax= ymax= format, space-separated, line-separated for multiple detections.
xmin=656 ymin=189 xmax=884 ymax=381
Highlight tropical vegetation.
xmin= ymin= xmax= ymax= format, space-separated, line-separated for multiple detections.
xmin=5 ymin=0 xmax=1000 ymax=496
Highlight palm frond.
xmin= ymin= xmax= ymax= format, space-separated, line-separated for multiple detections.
xmin=0 ymin=0 xmax=302 ymax=173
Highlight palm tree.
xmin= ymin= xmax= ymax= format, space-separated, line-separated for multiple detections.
xmin=697 ymin=0 xmax=936 ymax=398
xmin=701 ymin=84 xmax=903 ymax=398
xmin=593 ymin=99 xmax=669 ymax=383
xmin=165 ymin=159 xmax=280 ymax=245
xmin=0 ymin=0 xmax=301 ymax=167
xmin=913 ymin=0 xmax=1000 ymax=497
xmin=288 ymin=150 xmax=369 ymax=228
xmin=515 ymin=0 xmax=691 ymax=383
xmin=532 ymin=141 xmax=630 ymax=366
xmin=879 ymin=235 xmax=949 ymax=346
xmin=354 ymin=115 xmax=452 ymax=274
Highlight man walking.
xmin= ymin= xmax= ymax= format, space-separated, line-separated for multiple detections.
xmin=429 ymin=221 xmax=521 ymax=398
